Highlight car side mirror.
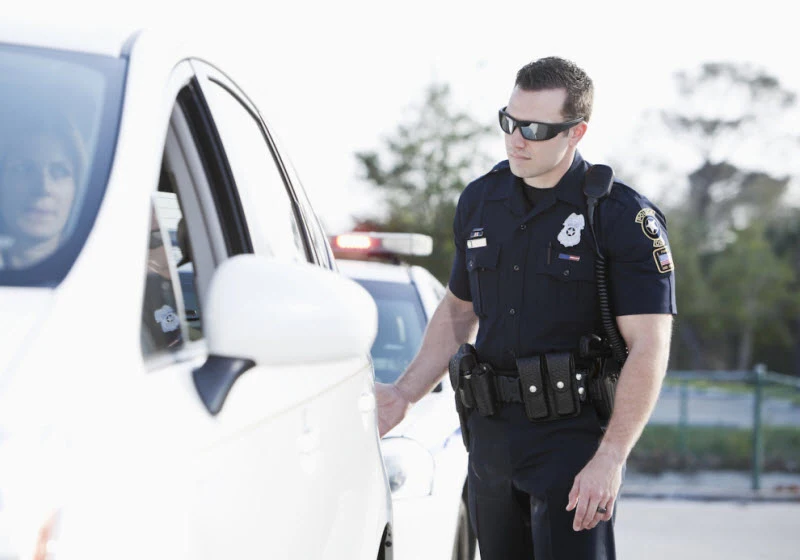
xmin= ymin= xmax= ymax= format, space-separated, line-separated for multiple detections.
xmin=192 ymin=254 xmax=378 ymax=414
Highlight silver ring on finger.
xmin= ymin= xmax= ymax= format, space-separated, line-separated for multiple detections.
xmin=596 ymin=505 xmax=608 ymax=514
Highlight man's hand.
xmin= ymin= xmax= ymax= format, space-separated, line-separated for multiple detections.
xmin=375 ymin=382 xmax=411 ymax=437
xmin=566 ymin=450 xmax=624 ymax=531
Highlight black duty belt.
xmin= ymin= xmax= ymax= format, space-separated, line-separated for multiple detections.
xmin=454 ymin=351 xmax=594 ymax=423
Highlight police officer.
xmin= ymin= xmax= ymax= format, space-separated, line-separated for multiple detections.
xmin=376 ymin=56 xmax=676 ymax=559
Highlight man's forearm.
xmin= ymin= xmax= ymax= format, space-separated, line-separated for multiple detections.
xmin=597 ymin=314 xmax=673 ymax=462
xmin=394 ymin=291 xmax=478 ymax=403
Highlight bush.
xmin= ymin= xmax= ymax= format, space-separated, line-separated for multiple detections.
xmin=629 ymin=425 xmax=800 ymax=473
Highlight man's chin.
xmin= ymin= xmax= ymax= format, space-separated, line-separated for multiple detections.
xmin=508 ymin=160 xmax=531 ymax=179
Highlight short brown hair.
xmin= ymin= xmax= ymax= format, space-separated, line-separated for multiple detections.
xmin=515 ymin=57 xmax=594 ymax=122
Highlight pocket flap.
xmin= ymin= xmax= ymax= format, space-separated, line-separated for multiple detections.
xmin=466 ymin=243 xmax=500 ymax=272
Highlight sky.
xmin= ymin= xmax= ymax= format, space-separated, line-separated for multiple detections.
xmin=8 ymin=0 xmax=799 ymax=233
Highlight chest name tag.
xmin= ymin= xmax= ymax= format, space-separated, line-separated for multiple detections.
xmin=467 ymin=238 xmax=487 ymax=249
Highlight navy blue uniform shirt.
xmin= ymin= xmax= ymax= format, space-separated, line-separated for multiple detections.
xmin=448 ymin=151 xmax=677 ymax=371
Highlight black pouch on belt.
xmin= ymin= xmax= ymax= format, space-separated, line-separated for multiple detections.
xmin=471 ymin=364 xmax=497 ymax=417
xmin=543 ymin=352 xmax=581 ymax=418
xmin=516 ymin=356 xmax=550 ymax=421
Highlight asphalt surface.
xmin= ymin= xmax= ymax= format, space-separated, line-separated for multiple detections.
xmin=472 ymin=498 xmax=799 ymax=560
xmin=616 ymin=498 xmax=799 ymax=559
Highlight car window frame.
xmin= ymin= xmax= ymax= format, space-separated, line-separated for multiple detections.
xmin=189 ymin=59 xmax=316 ymax=265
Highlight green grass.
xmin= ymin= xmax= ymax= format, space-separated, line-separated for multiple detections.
xmin=629 ymin=424 xmax=800 ymax=473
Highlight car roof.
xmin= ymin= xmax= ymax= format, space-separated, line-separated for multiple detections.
xmin=0 ymin=21 xmax=138 ymax=57
xmin=336 ymin=259 xmax=413 ymax=285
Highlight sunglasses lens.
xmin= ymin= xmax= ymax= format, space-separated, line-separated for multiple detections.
xmin=499 ymin=112 xmax=514 ymax=135
xmin=520 ymin=123 xmax=549 ymax=141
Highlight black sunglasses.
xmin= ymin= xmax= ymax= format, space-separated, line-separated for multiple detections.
xmin=498 ymin=107 xmax=583 ymax=141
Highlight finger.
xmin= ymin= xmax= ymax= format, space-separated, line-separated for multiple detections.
xmin=572 ymin=495 xmax=590 ymax=531
xmin=601 ymin=498 xmax=615 ymax=522
xmin=579 ymin=497 xmax=602 ymax=530
xmin=584 ymin=497 xmax=612 ymax=530
xmin=566 ymin=480 xmax=580 ymax=512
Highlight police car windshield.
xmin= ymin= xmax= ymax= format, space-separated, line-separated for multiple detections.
xmin=353 ymin=279 xmax=427 ymax=384
xmin=0 ymin=43 xmax=126 ymax=286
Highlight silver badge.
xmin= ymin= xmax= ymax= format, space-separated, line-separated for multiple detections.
xmin=557 ymin=213 xmax=585 ymax=248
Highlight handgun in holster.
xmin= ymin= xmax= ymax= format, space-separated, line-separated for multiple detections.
xmin=580 ymin=334 xmax=620 ymax=425
xmin=448 ymin=343 xmax=478 ymax=450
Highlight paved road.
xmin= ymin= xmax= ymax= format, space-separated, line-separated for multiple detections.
xmin=616 ymin=498 xmax=799 ymax=559
xmin=651 ymin=386 xmax=800 ymax=427
xmin=473 ymin=498 xmax=799 ymax=559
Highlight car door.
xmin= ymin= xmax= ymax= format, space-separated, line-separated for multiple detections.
xmin=188 ymin=61 xmax=386 ymax=558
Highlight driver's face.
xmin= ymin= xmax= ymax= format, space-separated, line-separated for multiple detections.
xmin=0 ymin=133 xmax=77 ymax=243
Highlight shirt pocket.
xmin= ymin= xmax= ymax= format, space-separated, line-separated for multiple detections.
xmin=535 ymin=250 xmax=597 ymax=328
xmin=466 ymin=243 xmax=501 ymax=317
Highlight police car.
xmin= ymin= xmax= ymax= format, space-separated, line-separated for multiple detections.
xmin=332 ymin=232 xmax=476 ymax=560
xmin=0 ymin=25 xmax=392 ymax=560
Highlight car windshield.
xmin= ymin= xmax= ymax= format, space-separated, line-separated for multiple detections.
xmin=0 ymin=43 xmax=126 ymax=286
xmin=354 ymin=279 xmax=427 ymax=384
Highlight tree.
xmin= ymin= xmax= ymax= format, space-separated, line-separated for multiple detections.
xmin=353 ymin=83 xmax=493 ymax=282
xmin=615 ymin=62 xmax=800 ymax=372
xmin=707 ymin=224 xmax=798 ymax=370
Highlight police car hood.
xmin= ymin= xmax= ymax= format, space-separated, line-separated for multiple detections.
xmin=0 ymin=287 xmax=54 ymax=384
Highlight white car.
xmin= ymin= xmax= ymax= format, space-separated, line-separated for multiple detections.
xmin=333 ymin=232 xmax=476 ymax=560
xmin=0 ymin=25 xmax=393 ymax=560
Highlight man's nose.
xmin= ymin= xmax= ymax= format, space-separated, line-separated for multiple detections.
xmin=511 ymin=127 xmax=527 ymax=148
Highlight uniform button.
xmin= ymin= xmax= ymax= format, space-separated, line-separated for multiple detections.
xmin=468 ymin=259 xmax=474 ymax=267
xmin=509 ymin=308 xmax=516 ymax=315
xmin=563 ymin=269 xmax=570 ymax=277
xmin=513 ymin=265 xmax=520 ymax=271
xmin=520 ymin=224 xmax=527 ymax=230
xmin=556 ymin=381 xmax=565 ymax=389
xmin=529 ymin=385 xmax=538 ymax=393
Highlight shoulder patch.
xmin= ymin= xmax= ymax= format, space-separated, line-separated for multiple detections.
xmin=653 ymin=247 xmax=674 ymax=273
xmin=635 ymin=208 xmax=663 ymax=245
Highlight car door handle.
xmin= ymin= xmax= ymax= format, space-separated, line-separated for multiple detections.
xmin=359 ymin=392 xmax=376 ymax=413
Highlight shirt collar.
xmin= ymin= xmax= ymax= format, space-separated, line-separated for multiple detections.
xmin=489 ymin=151 xmax=589 ymax=216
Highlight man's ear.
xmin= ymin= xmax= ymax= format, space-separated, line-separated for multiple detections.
xmin=569 ymin=122 xmax=588 ymax=146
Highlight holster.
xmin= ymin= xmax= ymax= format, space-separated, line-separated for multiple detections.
xmin=448 ymin=344 xmax=478 ymax=450
xmin=588 ymin=356 xmax=619 ymax=425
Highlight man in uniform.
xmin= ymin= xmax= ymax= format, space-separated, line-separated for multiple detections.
xmin=376 ymin=56 xmax=676 ymax=559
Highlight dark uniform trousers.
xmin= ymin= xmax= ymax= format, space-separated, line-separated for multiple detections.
xmin=467 ymin=403 xmax=616 ymax=560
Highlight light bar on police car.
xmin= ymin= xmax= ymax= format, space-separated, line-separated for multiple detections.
xmin=332 ymin=232 xmax=433 ymax=257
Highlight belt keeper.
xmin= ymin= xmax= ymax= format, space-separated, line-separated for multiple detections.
xmin=471 ymin=364 xmax=496 ymax=417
